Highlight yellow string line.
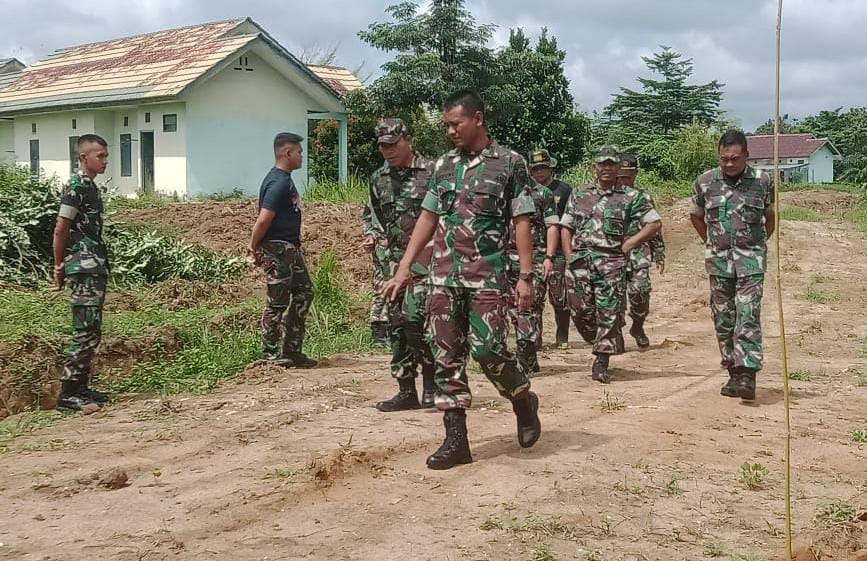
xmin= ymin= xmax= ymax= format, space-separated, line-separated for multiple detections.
xmin=772 ymin=0 xmax=794 ymax=559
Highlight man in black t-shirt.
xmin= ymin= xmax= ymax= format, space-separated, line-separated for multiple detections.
xmin=528 ymin=149 xmax=574 ymax=349
xmin=249 ymin=132 xmax=316 ymax=368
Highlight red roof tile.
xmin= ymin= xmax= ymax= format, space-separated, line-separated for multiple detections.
xmin=746 ymin=134 xmax=837 ymax=160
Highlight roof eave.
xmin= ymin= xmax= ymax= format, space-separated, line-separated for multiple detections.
xmin=0 ymin=95 xmax=179 ymax=118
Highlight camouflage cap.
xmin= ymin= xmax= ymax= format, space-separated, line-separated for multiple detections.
xmin=376 ymin=118 xmax=409 ymax=144
xmin=620 ymin=152 xmax=639 ymax=170
xmin=593 ymin=144 xmax=621 ymax=164
xmin=528 ymin=148 xmax=557 ymax=169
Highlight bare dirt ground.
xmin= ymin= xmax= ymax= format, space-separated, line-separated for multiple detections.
xmin=2 ymin=191 xmax=865 ymax=561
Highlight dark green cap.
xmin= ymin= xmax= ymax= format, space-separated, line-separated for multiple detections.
xmin=593 ymin=144 xmax=621 ymax=163
xmin=528 ymin=148 xmax=557 ymax=169
xmin=620 ymin=152 xmax=639 ymax=169
xmin=375 ymin=118 xmax=409 ymax=144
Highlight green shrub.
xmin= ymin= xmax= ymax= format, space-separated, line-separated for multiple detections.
xmin=305 ymin=175 xmax=369 ymax=204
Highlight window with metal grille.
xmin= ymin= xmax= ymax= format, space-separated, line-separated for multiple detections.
xmin=163 ymin=114 xmax=177 ymax=133
xmin=120 ymin=134 xmax=132 ymax=177
xmin=69 ymin=136 xmax=79 ymax=174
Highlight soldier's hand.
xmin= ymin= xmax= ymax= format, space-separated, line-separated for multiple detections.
xmin=655 ymin=261 xmax=665 ymax=275
xmin=621 ymin=239 xmax=636 ymax=255
xmin=362 ymin=237 xmax=375 ymax=254
xmin=516 ymin=278 xmax=535 ymax=312
xmin=381 ymin=268 xmax=411 ymax=301
xmin=247 ymin=245 xmax=261 ymax=266
xmin=542 ymin=258 xmax=554 ymax=280
xmin=52 ymin=266 xmax=65 ymax=291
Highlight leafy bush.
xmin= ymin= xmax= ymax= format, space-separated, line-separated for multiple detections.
xmin=0 ymin=163 xmax=243 ymax=286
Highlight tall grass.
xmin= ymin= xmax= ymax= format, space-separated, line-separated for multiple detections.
xmin=305 ymin=176 xmax=369 ymax=204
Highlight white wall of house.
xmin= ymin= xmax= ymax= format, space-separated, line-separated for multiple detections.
xmin=808 ymin=145 xmax=835 ymax=183
xmin=11 ymin=111 xmax=97 ymax=183
xmin=0 ymin=120 xmax=14 ymax=164
xmin=183 ymin=51 xmax=314 ymax=197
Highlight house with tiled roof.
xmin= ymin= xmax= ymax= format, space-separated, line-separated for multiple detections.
xmin=0 ymin=19 xmax=357 ymax=196
xmin=746 ymin=133 xmax=842 ymax=183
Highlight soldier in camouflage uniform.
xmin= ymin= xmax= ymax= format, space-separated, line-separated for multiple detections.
xmin=507 ymin=154 xmax=560 ymax=374
xmin=382 ymin=90 xmax=542 ymax=470
xmin=53 ymin=134 xmax=111 ymax=411
xmin=250 ymin=133 xmax=317 ymax=369
xmin=617 ymin=153 xmax=666 ymax=348
xmin=689 ymin=130 xmax=775 ymax=401
xmin=363 ymin=204 xmax=391 ymax=348
xmin=560 ymin=145 xmax=662 ymax=383
xmin=528 ymin=149 xmax=574 ymax=350
xmin=362 ymin=118 xmax=437 ymax=412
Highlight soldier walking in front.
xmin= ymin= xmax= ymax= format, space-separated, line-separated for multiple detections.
xmin=617 ymin=152 xmax=666 ymax=348
xmin=53 ymin=134 xmax=112 ymax=411
xmin=560 ymin=146 xmax=662 ymax=383
xmin=689 ymin=130 xmax=775 ymax=401
xmin=249 ymin=133 xmax=317 ymax=368
xmin=528 ymin=149 xmax=574 ymax=349
xmin=382 ymin=90 xmax=542 ymax=470
xmin=363 ymin=118 xmax=437 ymax=411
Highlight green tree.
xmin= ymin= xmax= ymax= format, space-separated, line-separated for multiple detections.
xmin=358 ymin=0 xmax=496 ymax=111
xmin=797 ymin=107 xmax=867 ymax=181
xmin=604 ymin=46 xmax=724 ymax=134
xmin=672 ymin=122 xmax=719 ymax=180
xmin=486 ymin=28 xmax=590 ymax=168
xmin=752 ymin=114 xmax=798 ymax=135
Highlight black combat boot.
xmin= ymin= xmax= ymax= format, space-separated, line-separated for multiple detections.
xmin=591 ymin=354 xmax=611 ymax=384
xmin=376 ymin=377 xmax=420 ymax=412
xmin=285 ymin=352 xmax=318 ymax=368
xmin=420 ymin=370 xmax=436 ymax=408
xmin=720 ymin=367 xmax=740 ymax=398
xmin=426 ymin=409 xmax=473 ymax=470
xmin=371 ymin=321 xmax=390 ymax=349
xmin=81 ymin=374 xmax=110 ymax=404
xmin=735 ymin=368 xmax=757 ymax=401
xmin=629 ymin=317 xmax=650 ymax=348
xmin=554 ymin=309 xmax=571 ymax=349
xmin=511 ymin=390 xmax=542 ymax=448
xmin=56 ymin=380 xmax=98 ymax=411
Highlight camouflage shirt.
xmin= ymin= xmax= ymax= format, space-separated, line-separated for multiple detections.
xmin=625 ymin=187 xmax=666 ymax=270
xmin=58 ymin=172 xmax=108 ymax=276
xmin=689 ymin=165 xmax=774 ymax=278
xmin=507 ymin=182 xmax=559 ymax=269
xmin=421 ymin=140 xmax=536 ymax=290
xmin=560 ymin=183 xmax=661 ymax=269
xmin=363 ymin=154 xmax=434 ymax=280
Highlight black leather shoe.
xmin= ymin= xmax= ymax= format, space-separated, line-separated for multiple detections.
xmin=56 ymin=393 xmax=98 ymax=411
xmin=376 ymin=378 xmax=420 ymax=412
xmin=285 ymin=352 xmax=318 ymax=368
xmin=591 ymin=355 xmax=611 ymax=384
xmin=81 ymin=388 xmax=110 ymax=404
xmin=629 ymin=319 xmax=650 ymax=348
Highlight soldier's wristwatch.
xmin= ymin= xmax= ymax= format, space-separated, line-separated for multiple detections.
xmin=519 ymin=271 xmax=533 ymax=281
xmin=545 ymin=254 xmax=555 ymax=260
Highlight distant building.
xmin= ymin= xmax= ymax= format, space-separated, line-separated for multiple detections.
xmin=746 ymin=134 xmax=842 ymax=183
xmin=0 ymin=19 xmax=360 ymax=197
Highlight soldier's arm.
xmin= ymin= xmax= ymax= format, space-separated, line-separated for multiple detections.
xmin=52 ymin=216 xmax=72 ymax=289
xmin=688 ymin=178 xmax=708 ymax=242
xmin=381 ymin=209 xmax=438 ymax=300
xmin=249 ymin=209 xmax=276 ymax=257
xmin=623 ymin=192 xmax=662 ymax=254
xmin=558 ymin=191 xmax=578 ymax=260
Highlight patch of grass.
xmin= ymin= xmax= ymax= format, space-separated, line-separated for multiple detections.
xmin=106 ymin=191 xmax=171 ymax=211
xmin=263 ymin=467 xmax=303 ymax=480
xmin=845 ymin=192 xmax=867 ymax=235
xmin=305 ymin=176 xmax=368 ymax=204
xmin=729 ymin=555 xmax=763 ymax=561
xmin=739 ymin=462 xmax=769 ymax=490
xmin=585 ymin=551 xmax=604 ymax=561
xmin=478 ymin=513 xmax=580 ymax=542
xmin=599 ymin=392 xmax=625 ymax=413
xmin=665 ymin=477 xmax=683 ymax=496
xmin=780 ymin=205 xmax=822 ymax=222
xmin=851 ymin=429 xmax=867 ymax=443
xmin=805 ymin=275 xmax=841 ymax=305
xmin=856 ymin=370 xmax=867 ymax=387
xmin=703 ymin=542 xmax=725 ymax=558
xmin=817 ymin=498 xmax=857 ymax=525
xmin=531 ymin=544 xmax=555 ymax=561
xmin=789 ymin=369 xmax=812 ymax=381
xmin=0 ymin=410 xmax=71 ymax=454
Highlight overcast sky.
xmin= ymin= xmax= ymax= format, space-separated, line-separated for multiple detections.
xmin=2 ymin=0 xmax=865 ymax=129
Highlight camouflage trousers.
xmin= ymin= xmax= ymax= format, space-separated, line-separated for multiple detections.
xmin=626 ymin=265 xmax=652 ymax=321
xmin=259 ymin=241 xmax=314 ymax=357
xmin=62 ymin=274 xmax=107 ymax=383
xmin=426 ymin=286 xmax=530 ymax=410
xmin=386 ymin=280 xmax=435 ymax=380
xmin=369 ymin=256 xmax=389 ymax=324
xmin=547 ymin=256 xmax=569 ymax=312
xmin=567 ymin=254 xmax=626 ymax=355
xmin=507 ymin=269 xmax=548 ymax=346
xmin=709 ymin=274 xmax=764 ymax=371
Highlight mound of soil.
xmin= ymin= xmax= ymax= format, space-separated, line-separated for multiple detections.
xmin=117 ymin=200 xmax=373 ymax=292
